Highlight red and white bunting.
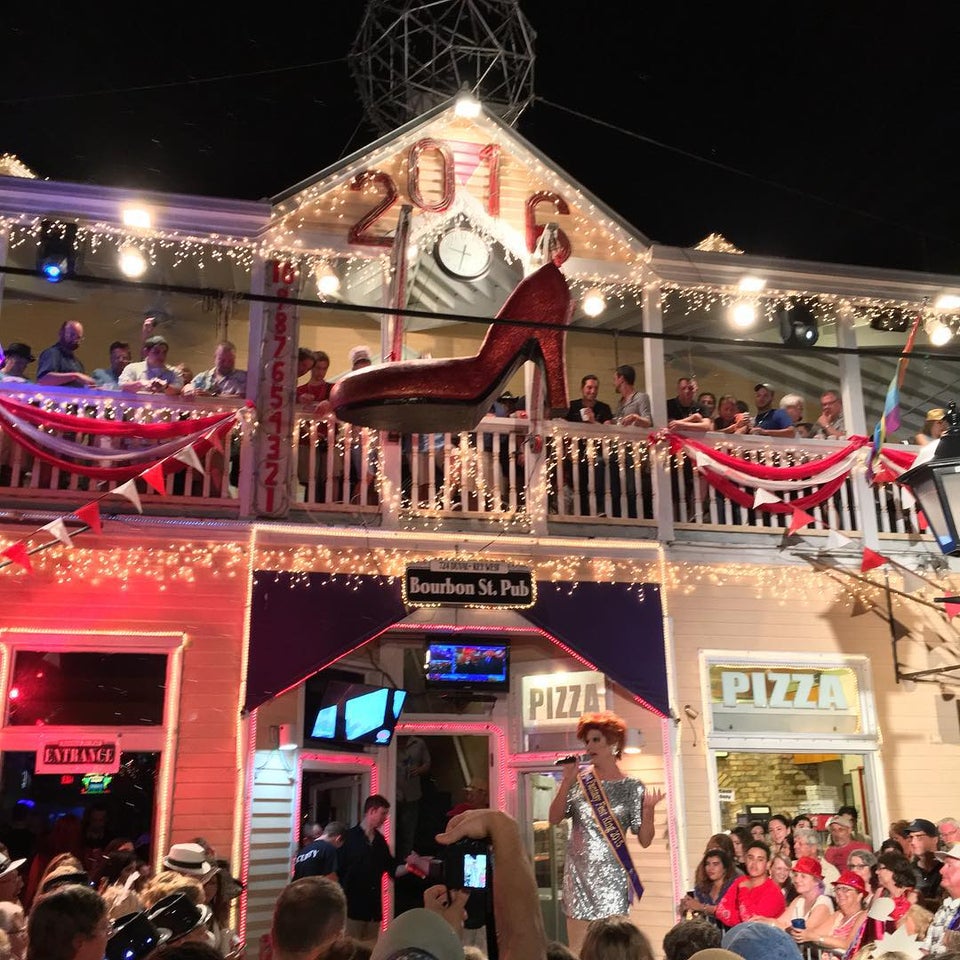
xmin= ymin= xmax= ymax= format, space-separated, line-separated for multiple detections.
xmin=40 ymin=518 xmax=73 ymax=547
xmin=172 ymin=445 xmax=205 ymax=474
xmin=112 ymin=479 xmax=143 ymax=513
xmin=753 ymin=488 xmax=781 ymax=508
xmin=1 ymin=541 xmax=32 ymax=572
xmin=73 ymin=502 xmax=102 ymax=536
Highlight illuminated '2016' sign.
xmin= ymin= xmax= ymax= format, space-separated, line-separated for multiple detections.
xmin=348 ymin=138 xmax=570 ymax=264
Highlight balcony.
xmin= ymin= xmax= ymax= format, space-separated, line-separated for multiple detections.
xmin=0 ymin=382 xmax=924 ymax=552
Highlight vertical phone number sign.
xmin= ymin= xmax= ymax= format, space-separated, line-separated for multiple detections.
xmin=255 ymin=260 xmax=299 ymax=517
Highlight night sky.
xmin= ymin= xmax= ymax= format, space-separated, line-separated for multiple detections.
xmin=4 ymin=5 xmax=960 ymax=275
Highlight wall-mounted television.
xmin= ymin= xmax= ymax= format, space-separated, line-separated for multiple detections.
xmin=304 ymin=679 xmax=408 ymax=748
xmin=423 ymin=638 xmax=510 ymax=692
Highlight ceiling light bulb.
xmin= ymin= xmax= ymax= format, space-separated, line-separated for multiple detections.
xmin=930 ymin=320 xmax=953 ymax=346
xmin=738 ymin=275 xmax=766 ymax=292
xmin=121 ymin=206 xmax=152 ymax=229
xmin=582 ymin=288 xmax=605 ymax=317
xmin=730 ymin=302 xmax=757 ymax=329
xmin=935 ymin=294 xmax=960 ymax=311
xmin=314 ymin=263 xmax=340 ymax=297
xmin=118 ymin=244 xmax=147 ymax=278
xmin=454 ymin=90 xmax=482 ymax=118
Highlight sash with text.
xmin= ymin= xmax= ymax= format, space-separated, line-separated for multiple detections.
xmin=577 ymin=769 xmax=644 ymax=901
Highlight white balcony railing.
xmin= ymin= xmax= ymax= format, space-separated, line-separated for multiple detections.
xmin=0 ymin=384 xmax=925 ymax=545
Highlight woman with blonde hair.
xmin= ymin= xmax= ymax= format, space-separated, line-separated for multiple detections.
xmin=548 ymin=711 xmax=664 ymax=956
xmin=140 ymin=871 xmax=206 ymax=910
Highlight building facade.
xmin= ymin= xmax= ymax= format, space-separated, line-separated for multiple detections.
xmin=0 ymin=100 xmax=959 ymax=950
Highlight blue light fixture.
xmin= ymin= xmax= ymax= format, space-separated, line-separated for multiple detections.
xmin=36 ymin=221 xmax=77 ymax=283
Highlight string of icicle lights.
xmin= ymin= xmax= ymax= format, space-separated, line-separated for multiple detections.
xmin=2 ymin=535 xmax=956 ymax=610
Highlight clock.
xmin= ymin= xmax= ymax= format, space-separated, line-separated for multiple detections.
xmin=434 ymin=227 xmax=492 ymax=281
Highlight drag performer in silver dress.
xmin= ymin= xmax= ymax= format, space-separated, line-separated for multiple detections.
xmin=548 ymin=711 xmax=664 ymax=956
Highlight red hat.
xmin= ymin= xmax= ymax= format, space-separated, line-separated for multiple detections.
xmin=791 ymin=856 xmax=823 ymax=879
xmin=834 ymin=870 xmax=868 ymax=895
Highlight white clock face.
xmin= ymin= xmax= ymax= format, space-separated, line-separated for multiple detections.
xmin=434 ymin=228 xmax=492 ymax=280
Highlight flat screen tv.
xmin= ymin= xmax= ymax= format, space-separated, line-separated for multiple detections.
xmin=304 ymin=679 xmax=408 ymax=747
xmin=423 ymin=638 xmax=510 ymax=692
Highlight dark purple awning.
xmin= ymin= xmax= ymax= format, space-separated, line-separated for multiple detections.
xmin=245 ymin=572 xmax=668 ymax=716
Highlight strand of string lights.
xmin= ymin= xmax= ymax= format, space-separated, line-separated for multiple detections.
xmin=0 ymin=262 xmax=955 ymax=365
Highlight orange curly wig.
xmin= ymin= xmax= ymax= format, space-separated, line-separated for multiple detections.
xmin=576 ymin=711 xmax=627 ymax=758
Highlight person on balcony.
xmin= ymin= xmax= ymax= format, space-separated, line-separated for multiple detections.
xmin=613 ymin=365 xmax=652 ymax=427
xmin=0 ymin=343 xmax=35 ymax=383
xmin=296 ymin=350 xmax=331 ymax=403
xmin=611 ymin=365 xmax=652 ymax=518
xmin=119 ymin=335 xmax=183 ymax=396
xmin=36 ymin=321 xmax=96 ymax=388
xmin=668 ymin=377 xmax=713 ymax=432
xmin=565 ymin=374 xmax=613 ymax=515
xmin=91 ymin=341 xmax=132 ymax=391
xmin=916 ymin=408 xmax=947 ymax=446
xmin=809 ymin=390 xmax=846 ymax=440
xmin=747 ymin=384 xmax=795 ymax=438
xmin=182 ymin=341 xmax=247 ymax=398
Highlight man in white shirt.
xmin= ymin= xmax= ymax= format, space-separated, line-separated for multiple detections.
xmin=119 ymin=335 xmax=183 ymax=395
xmin=923 ymin=842 xmax=960 ymax=954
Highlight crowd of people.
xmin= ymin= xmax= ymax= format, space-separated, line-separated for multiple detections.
xmin=2 ymin=736 xmax=959 ymax=960
xmin=679 ymin=812 xmax=960 ymax=959
xmin=0 ymin=321 xmax=248 ymax=400
xmin=0 ymin=826 xmax=245 ymax=960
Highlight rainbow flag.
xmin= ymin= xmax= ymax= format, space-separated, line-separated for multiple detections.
xmin=867 ymin=313 xmax=922 ymax=479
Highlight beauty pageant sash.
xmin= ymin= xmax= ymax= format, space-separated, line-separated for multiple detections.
xmin=577 ymin=769 xmax=644 ymax=901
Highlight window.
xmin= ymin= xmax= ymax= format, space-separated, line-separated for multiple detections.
xmin=7 ymin=651 xmax=167 ymax=726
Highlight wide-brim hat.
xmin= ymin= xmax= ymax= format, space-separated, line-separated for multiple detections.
xmin=162 ymin=842 xmax=216 ymax=878
xmin=834 ymin=870 xmax=868 ymax=895
xmin=40 ymin=865 xmax=91 ymax=894
xmin=0 ymin=854 xmax=26 ymax=879
xmin=935 ymin=842 xmax=960 ymax=862
xmin=106 ymin=910 xmax=171 ymax=960
xmin=926 ymin=408 xmax=947 ymax=422
xmin=146 ymin=893 xmax=212 ymax=942
xmin=791 ymin=856 xmax=823 ymax=879
xmin=370 ymin=908 xmax=464 ymax=960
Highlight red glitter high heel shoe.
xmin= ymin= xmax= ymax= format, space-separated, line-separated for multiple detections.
xmin=329 ymin=262 xmax=572 ymax=433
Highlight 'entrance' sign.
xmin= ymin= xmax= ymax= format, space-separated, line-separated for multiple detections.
xmin=403 ymin=560 xmax=535 ymax=608
xmin=36 ymin=739 xmax=121 ymax=774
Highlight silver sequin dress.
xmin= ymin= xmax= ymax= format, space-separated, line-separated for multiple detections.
xmin=561 ymin=776 xmax=645 ymax=920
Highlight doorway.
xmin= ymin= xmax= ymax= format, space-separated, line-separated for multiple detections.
xmin=298 ymin=770 xmax=364 ymax=844
xmin=392 ymin=725 xmax=498 ymax=918
xmin=520 ymin=769 xmax=568 ymax=944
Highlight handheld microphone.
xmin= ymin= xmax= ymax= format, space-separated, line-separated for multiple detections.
xmin=554 ymin=753 xmax=587 ymax=766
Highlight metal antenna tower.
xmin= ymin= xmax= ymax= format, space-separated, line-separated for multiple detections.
xmin=350 ymin=0 xmax=536 ymax=134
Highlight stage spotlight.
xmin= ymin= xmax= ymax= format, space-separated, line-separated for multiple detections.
xmin=777 ymin=302 xmax=819 ymax=346
xmin=37 ymin=220 xmax=77 ymax=282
